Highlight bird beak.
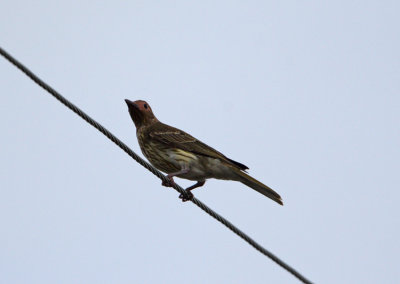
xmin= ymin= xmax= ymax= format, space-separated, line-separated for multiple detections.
xmin=125 ymin=99 xmax=139 ymax=110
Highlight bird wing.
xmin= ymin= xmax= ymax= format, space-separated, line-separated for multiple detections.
xmin=149 ymin=122 xmax=249 ymax=171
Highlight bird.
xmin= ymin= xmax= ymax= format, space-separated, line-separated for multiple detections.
xmin=125 ymin=99 xmax=283 ymax=205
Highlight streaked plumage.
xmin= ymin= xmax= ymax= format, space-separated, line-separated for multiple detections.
xmin=125 ymin=99 xmax=283 ymax=205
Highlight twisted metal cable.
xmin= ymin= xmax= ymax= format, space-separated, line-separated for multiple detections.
xmin=0 ymin=46 xmax=312 ymax=284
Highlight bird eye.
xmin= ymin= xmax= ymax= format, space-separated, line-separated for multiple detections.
xmin=144 ymin=103 xmax=148 ymax=109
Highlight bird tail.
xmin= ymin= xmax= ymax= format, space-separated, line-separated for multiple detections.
xmin=233 ymin=169 xmax=283 ymax=205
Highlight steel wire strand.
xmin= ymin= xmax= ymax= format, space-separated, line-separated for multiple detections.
xmin=0 ymin=47 xmax=313 ymax=284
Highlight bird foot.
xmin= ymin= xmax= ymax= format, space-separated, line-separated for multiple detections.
xmin=162 ymin=175 xmax=175 ymax=187
xmin=179 ymin=190 xmax=194 ymax=202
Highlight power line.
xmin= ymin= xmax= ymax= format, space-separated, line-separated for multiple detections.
xmin=0 ymin=46 xmax=313 ymax=284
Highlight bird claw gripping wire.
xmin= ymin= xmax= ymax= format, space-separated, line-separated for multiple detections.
xmin=179 ymin=190 xmax=194 ymax=202
xmin=161 ymin=176 xmax=175 ymax=187
xmin=161 ymin=175 xmax=194 ymax=201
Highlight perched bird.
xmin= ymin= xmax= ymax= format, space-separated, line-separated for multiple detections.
xmin=125 ymin=99 xmax=283 ymax=205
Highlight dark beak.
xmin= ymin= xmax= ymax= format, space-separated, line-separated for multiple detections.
xmin=125 ymin=99 xmax=138 ymax=110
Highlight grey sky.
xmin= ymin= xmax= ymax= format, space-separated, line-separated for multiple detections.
xmin=1 ymin=1 xmax=399 ymax=283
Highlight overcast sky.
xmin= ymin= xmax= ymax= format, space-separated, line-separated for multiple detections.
xmin=1 ymin=1 xmax=399 ymax=283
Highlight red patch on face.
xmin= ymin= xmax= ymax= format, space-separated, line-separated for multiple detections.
xmin=133 ymin=100 xmax=150 ymax=111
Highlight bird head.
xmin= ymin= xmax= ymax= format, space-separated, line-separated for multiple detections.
xmin=125 ymin=99 xmax=157 ymax=128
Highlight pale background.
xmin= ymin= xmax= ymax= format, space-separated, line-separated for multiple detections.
xmin=1 ymin=1 xmax=399 ymax=283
